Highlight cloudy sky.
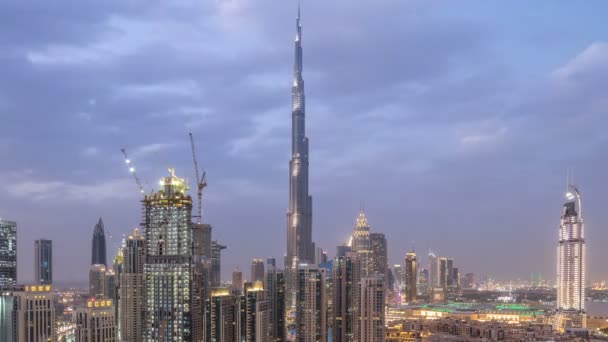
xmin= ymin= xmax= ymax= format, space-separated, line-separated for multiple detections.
xmin=1 ymin=1 xmax=607 ymax=285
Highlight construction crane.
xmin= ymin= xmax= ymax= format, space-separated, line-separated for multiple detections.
xmin=189 ymin=132 xmax=207 ymax=223
xmin=121 ymin=148 xmax=145 ymax=194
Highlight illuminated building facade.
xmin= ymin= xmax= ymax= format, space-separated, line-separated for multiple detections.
xmin=297 ymin=265 xmax=327 ymax=342
xmin=265 ymin=263 xmax=286 ymax=342
xmin=75 ymin=298 xmax=116 ymax=342
xmin=143 ymin=169 xmax=193 ymax=341
xmin=251 ymin=259 xmax=265 ymax=282
xmin=359 ymin=275 xmax=385 ymax=342
xmin=92 ymin=217 xmax=107 ymax=266
xmin=405 ymin=252 xmax=417 ymax=303
xmin=556 ymin=186 xmax=586 ymax=328
xmin=210 ymin=288 xmax=241 ymax=342
xmin=34 ymin=239 xmax=52 ymax=285
xmin=286 ymin=7 xmax=314 ymax=310
xmin=0 ymin=220 xmax=17 ymax=286
xmin=120 ymin=228 xmax=145 ymax=342
xmin=241 ymin=281 xmax=270 ymax=342
xmin=7 ymin=285 xmax=56 ymax=342
xmin=333 ymin=255 xmax=354 ymax=342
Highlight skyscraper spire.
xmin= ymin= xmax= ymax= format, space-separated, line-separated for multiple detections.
xmin=91 ymin=217 xmax=107 ymax=266
xmin=286 ymin=4 xmax=313 ymax=311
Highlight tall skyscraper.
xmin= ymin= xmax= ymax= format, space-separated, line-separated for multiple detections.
xmin=210 ymin=288 xmax=241 ymax=342
xmin=192 ymin=224 xmax=212 ymax=342
xmin=370 ymin=233 xmax=387 ymax=277
xmin=251 ymin=258 xmax=265 ymax=282
xmin=351 ymin=212 xmax=373 ymax=277
xmin=120 ymin=228 xmax=145 ymax=342
xmin=34 ymin=239 xmax=53 ymax=285
xmin=0 ymin=285 xmax=18 ymax=342
xmin=359 ymin=275 xmax=385 ymax=342
xmin=211 ymin=240 xmax=226 ymax=287
xmin=0 ymin=220 xmax=17 ymax=286
xmin=242 ymin=281 xmax=270 ymax=342
xmin=265 ymin=262 xmax=286 ymax=342
xmin=232 ymin=268 xmax=243 ymax=295
xmin=296 ymin=265 xmax=327 ymax=342
xmin=92 ymin=217 xmax=107 ymax=266
xmin=75 ymin=298 xmax=116 ymax=342
xmin=428 ymin=251 xmax=438 ymax=291
xmin=333 ymin=255 xmax=354 ymax=342
xmin=143 ymin=169 xmax=193 ymax=341
xmin=557 ymin=186 xmax=586 ymax=312
xmin=405 ymin=252 xmax=417 ymax=303
xmin=286 ymin=7 xmax=314 ymax=308
xmin=392 ymin=264 xmax=404 ymax=290
xmin=417 ymin=267 xmax=429 ymax=296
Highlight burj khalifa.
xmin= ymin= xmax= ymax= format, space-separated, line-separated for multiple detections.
xmin=285 ymin=7 xmax=314 ymax=308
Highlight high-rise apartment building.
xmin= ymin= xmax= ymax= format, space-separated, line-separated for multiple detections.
xmin=296 ymin=265 xmax=327 ymax=342
xmin=0 ymin=220 xmax=17 ymax=286
xmin=75 ymin=298 xmax=116 ymax=342
xmin=120 ymin=228 xmax=145 ymax=342
xmin=211 ymin=240 xmax=226 ymax=287
xmin=333 ymin=255 xmax=354 ymax=342
xmin=393 ymin=264 xmax=404 ymax=290
xmin=143 ymin=169 xmax=193 ymax=341
xmin=210 ymin=288 xmax=241 ymax=342
xmin=359 ymin=276 xmax=385 ymax=342
xmin=34 ymin=239 xmax=52 ymax=285
xmin=251 ymin=259 xmax=265 ymax=282
xmin=557 ymin=186 xmax=586 ymax=324
xmin=351 ymin=212 xmax=373 ymax=278
xmin=192 ymin=223 xmax=212 ymax=342
xmin=242 ymin=281 xmax=270 ymax=342
xmin=370 ymin=233 xmax=387 ymax=278
xmin=2 ymin=284 xmax=56 ymax=342
xmin=92 ymin=218 xmax=107 ymax=266
xmin=405 ymin=252 xmax=417 ymax=303
xmin=286 ymin=7 xmax=314 ymax=309
xmin=417 ymin=267 xmax=429 ymax=296
xmin=265 ymin=262 xmax=285 ymax=342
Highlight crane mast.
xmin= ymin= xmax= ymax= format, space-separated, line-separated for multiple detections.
xmin=189 ymin=132 xmax=207 ymax=223
xmin=121 ymin=148 xmax=145 ymax=194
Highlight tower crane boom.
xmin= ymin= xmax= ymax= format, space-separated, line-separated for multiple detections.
xmin=121 ymin=148 xmax=145 ymax=194
xmin=189 ymin=132 xmax=207 ymax=223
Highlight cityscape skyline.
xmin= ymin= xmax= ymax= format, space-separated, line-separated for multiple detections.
xmin=1 ymin=1 xmax=608 ymax=285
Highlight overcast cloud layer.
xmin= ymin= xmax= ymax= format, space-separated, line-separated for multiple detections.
xmin=1 ymin=1 xmax=607 ymax=285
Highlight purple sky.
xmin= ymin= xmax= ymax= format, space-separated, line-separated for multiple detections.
xmin=1 ymin=1 xmax=607 ymax=285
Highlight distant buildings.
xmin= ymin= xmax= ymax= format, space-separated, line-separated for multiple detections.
xmin=405 ymin=252 xmax=417 ymax=303
xmin=34 ymin=239 xmax=52 ymax=285
xmin=297 ymin=265 xmax=327 ymax=342
xmin=251 ymin=258 xmax=265 ymax=282
xmin=232 ymin=268 xmax=243 ymax=295
xmin=143 ymin=169 xmax=193 ymax=341
xmin=211 ymin=240 xmax=226 ymax=287
xmin=89 ymin=264 xmax=106 ymax=297
xmin=75 ymin=298 xmax=116 ymax=342
xmin=92 ymin=218 xmax=107 ymax=267
xmin=0 ymin=219 xmax=17 ymax=286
